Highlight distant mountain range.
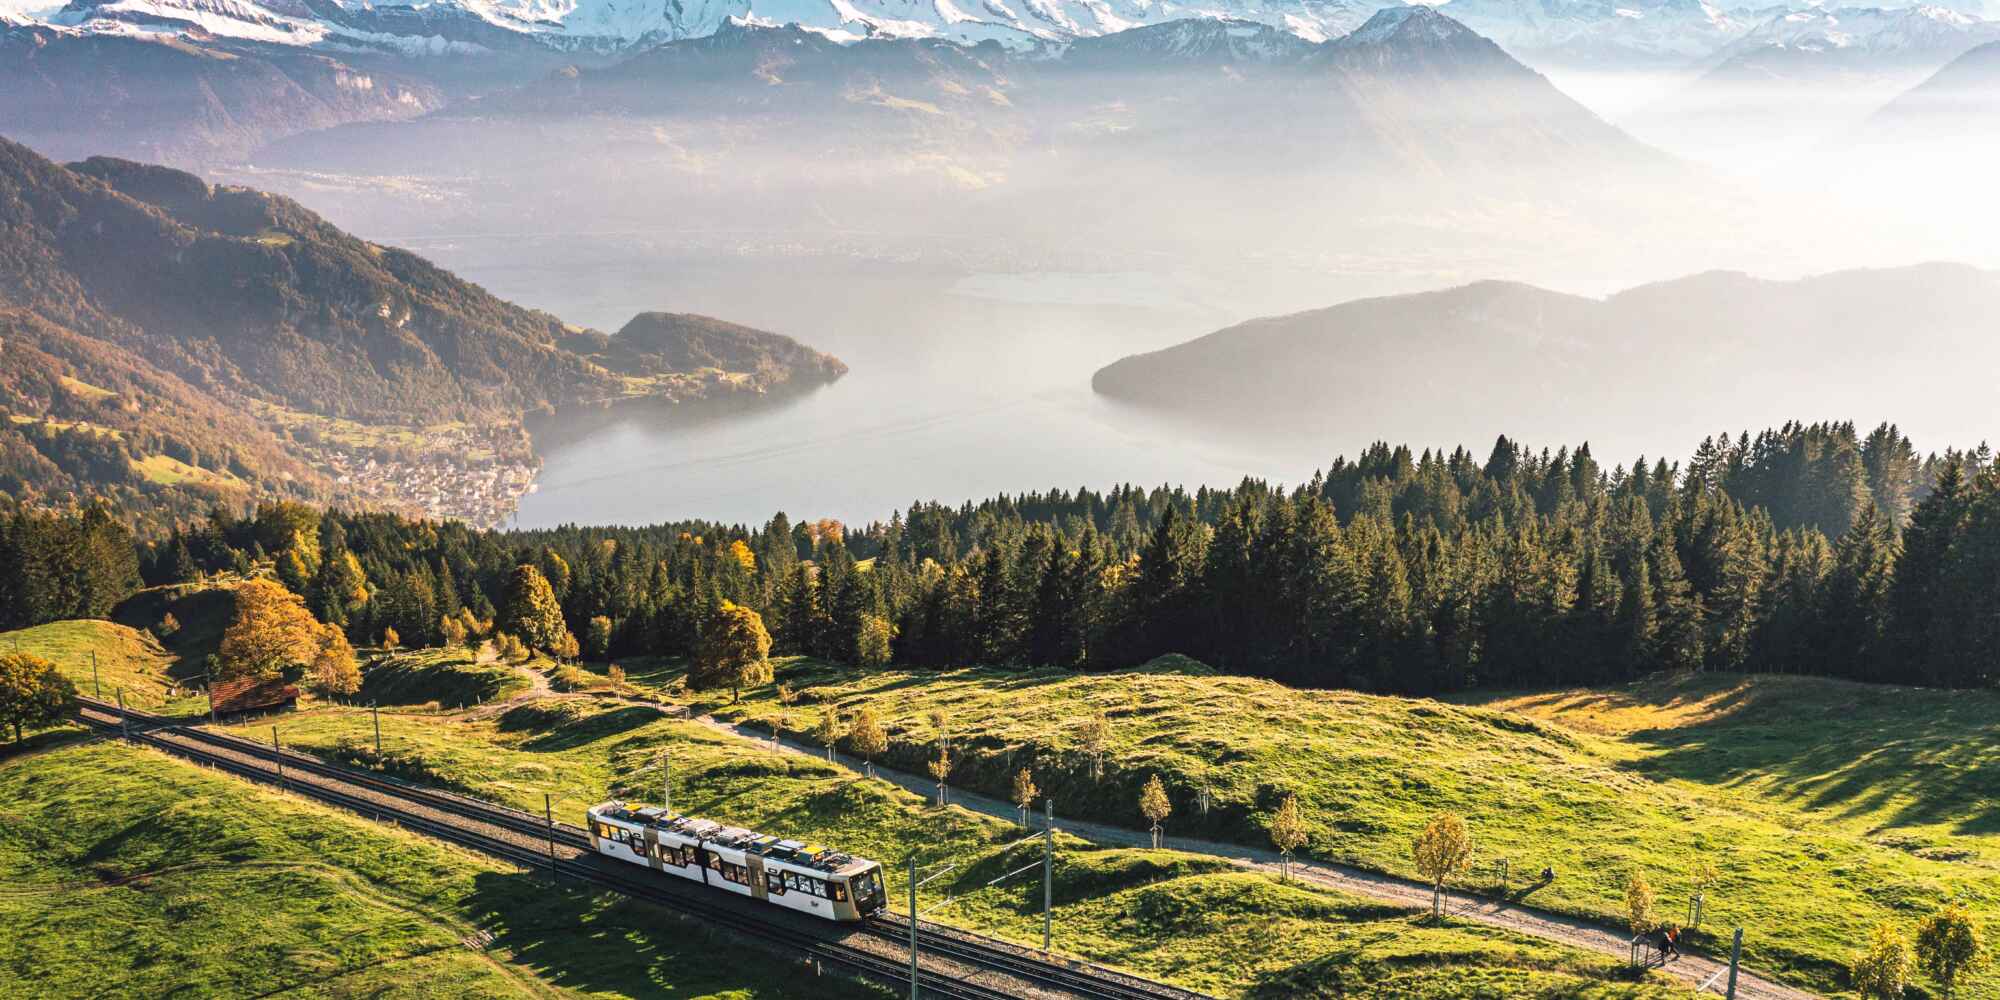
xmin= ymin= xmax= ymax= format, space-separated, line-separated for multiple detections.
xmin=250 ymin=6 xmax=1670 ymax=227
xmin=0 ymin=138 xmax=845 ymax=525
xmin=1091 ymin=263 xmax=2000 ymax=452
xmin=4 ymin=0 xmax=1992 ymax=166
xmin=1868 ymin=34 xmax=2000 ymax=125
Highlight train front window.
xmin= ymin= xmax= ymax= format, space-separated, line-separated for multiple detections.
xmin=830 ymin=881 xmax=848 ymax=902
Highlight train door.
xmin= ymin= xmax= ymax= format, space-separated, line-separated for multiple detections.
xmin=747 ymin=854 xmax=769 ymax=902
xmin=642 ymin=827 xmax=664 ymax=871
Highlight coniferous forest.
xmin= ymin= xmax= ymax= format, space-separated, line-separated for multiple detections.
xmin=7 ymin=420 xmax=1998 ymax=695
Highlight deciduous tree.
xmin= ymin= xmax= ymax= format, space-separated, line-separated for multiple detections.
xmin=815 ymin=704 xmax=843 ymax=761
xmin=1269 ymin=795 xmax=1308 ymax=881
xmin=1625 ymin=873 xmax=1657 ymax=935
xmin=928 ymin=748 xmax=952 ymax=806
xmin=1412 ymin=812 xmax=1473 ymax=920
xmin=1916 ymin=902 xmax=1986 ymax=1000
xmin=856 ymin=613 xmax=896 ymax=669
xmin=1075 ymin=709 xmax=1111 ymax=781
xmin=1012 ymin=768 xmax=1039 ymax=829
xmin=0 ymin=652 xmax=76 ymax=743
xmin=217 ymin=579 xmax=321 ymax=682
xmin=688 ymin=601 xmax=772 ymax=701
xmin=501 ymin=564 xmax=568 ymax=653
xmin=307 ymin=627 xmax=360 ymax=698
xmin=586 ymin=615 xmax=614 ymax=660
xmin=848 ymin=705 xmax=887 ymax=777
xmin=1853 ymin=922 xmax=1917 ymax=1000
xmin=1140 ymin=774 xmax=1172 ymax=848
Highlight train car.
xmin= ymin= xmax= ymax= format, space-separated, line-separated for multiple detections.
xmin=586 ymin=801 xmax=887 ymax=922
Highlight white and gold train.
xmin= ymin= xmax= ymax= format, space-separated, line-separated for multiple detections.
xmin=586 ymin=801 xmax=888 ymax=922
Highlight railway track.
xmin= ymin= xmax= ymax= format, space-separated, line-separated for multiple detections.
xmin=75 ymin=698 xmax=1213 ymax=1000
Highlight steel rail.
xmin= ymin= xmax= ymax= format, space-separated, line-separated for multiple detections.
xmin=78 ymin=698 xmax=1216 ymax=1000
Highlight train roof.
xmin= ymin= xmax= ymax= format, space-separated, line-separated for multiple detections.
xmin=588 ymin=801 xmax=875 ymax=876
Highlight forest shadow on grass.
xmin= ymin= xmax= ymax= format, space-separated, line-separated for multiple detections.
xmin=514 ymin=705 xmax=668 ymax=753
xmin=1603 ymin=680 xmax=2000 ymax=836
xmin=464 ymin=869 xmax=874 ymax=999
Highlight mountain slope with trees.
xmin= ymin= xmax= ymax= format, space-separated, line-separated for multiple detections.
xmin=0 ymin=139 xmax=846 ymax=528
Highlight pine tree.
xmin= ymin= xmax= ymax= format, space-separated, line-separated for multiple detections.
xmin=1890 ymin=460 xmax=1968 ymax=684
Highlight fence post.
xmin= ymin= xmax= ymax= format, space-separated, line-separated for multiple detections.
xmin=1726 ymin=928 xmax=1742 ymax=1000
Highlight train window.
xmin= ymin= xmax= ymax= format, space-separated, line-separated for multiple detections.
xmin=831 ymin=881 xmax=848 ymax=902
xmin=812 ymin=878 xmax=829 ymax=898
xmin=707 ymin=852 xmax=722 ymax=871
xmin=766 ymin=872 xmax=786 ymax=895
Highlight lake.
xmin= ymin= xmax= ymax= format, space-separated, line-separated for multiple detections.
xmin=389 ymin=235 xmax=1433 ymax=529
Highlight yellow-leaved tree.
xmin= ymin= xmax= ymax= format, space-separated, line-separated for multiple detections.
xmin=1140 ymin=774 xmax=1172 ymax=848
xmin=848 ymin=705 xmax=887 ymax=777
xmin=1412 ymin=812 xmax=1474 ymax=920
xmin=1012 ymin=769 xmax=1040 ymax=829
xmin=688 ymin=601 xmax=772 ymax=702
xmin=1852 ymin=922 xmax=1917 ymax=1000
xmin=1269 ymin=795 xmax=1309 ymax=882
xmin=217 ymin=579 xmax=322 ymax=682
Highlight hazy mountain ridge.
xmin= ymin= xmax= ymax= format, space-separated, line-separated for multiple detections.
xmin=1868 ymin=35 xmax=2000 ymax=121
xmin=1091 ymin=263 xmax=2000 ymax=450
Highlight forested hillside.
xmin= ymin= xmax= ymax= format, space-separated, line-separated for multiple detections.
xmin=0 ymin=139 xmax=845 ymax=529
xmin=17 ymin=420 xmax=1994 ymax=695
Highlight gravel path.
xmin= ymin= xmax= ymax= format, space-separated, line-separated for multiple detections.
xmin=693 ymin=714 xmax=1818 ymax=1000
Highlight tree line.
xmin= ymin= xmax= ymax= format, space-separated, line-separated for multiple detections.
xmin=5 ymin=420 xmax=1996 ymax=696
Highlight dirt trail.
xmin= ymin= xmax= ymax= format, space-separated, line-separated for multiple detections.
xmin=690 ymin=714 xmax=1817 ymax=1000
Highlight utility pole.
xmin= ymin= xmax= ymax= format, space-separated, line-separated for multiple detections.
xmin=91 ymin=652 xmax=100 ymax=699
xmin=1726 ymin=928 xmax=1742 ymax=1000
xmin=904 ymin=860 xmax=956 ymax=1000
xmin=1042 ymin=798 xmax=1054 ymax=953
xmin=273 ymin=726 xmax=283 ymax=788
xmin=660 ymin=752 xmax=671 ymax=813
xmin=545 ymin=792 xmax=558 ymax=880
xmin=373 ymin=702 xmax=382 ymax=756
xmin=116 ymin=689 xmax=128 ymax=739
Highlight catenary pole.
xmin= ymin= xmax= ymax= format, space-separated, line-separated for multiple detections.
xmin=116 ymin=689 xmax=128 ymax=739
xmin=273 ymin=725 xmax=283 ymax=788
xmin=1043 ymin=798 xmax=1054 ymax=952
xmin=91 ymin=652 xmax=100 ymax=699
xmin=909 ymin=855 xmax=920 ymax=1000
xmin=545 ymin=792 xmax=558 ymax=880
xmin=373 ymin=702 xmax=382 ymax=755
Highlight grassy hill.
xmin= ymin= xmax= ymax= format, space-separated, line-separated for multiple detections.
xmin=358 ymin=647 xmax=536 ymax=710
xmin=0 ymin=738 xmax=870 ymax=999
xmin=694 ymin=659 xmax=2000 ymax=997
xmin=231 ymin=698 xmax=1675 ymax=998
xmin=2 ymin=619 xmax=202 ymax=713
